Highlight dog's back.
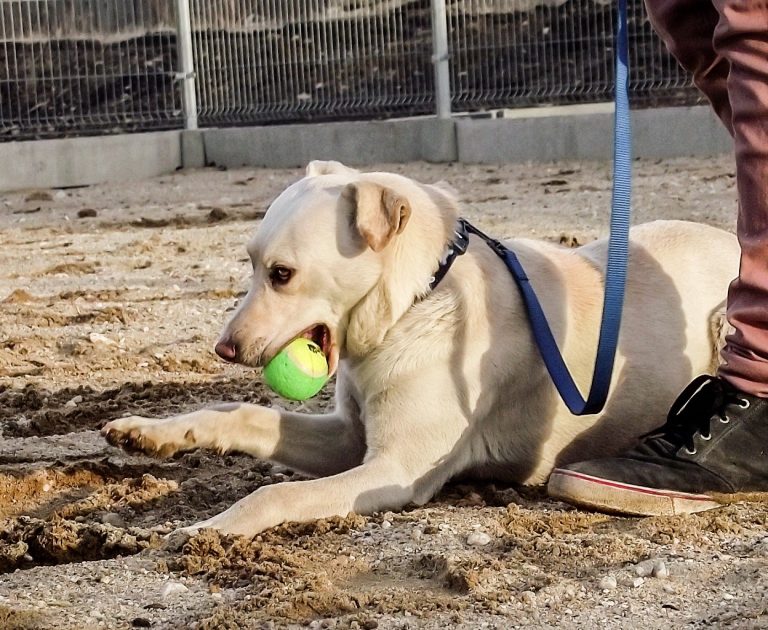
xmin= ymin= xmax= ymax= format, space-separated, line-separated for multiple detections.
xmin=521 ymin=220 xmax=739 ymax=478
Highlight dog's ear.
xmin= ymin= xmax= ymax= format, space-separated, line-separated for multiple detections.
xmin=343 ymin=181 xmax=411 ymax=252
xmin=305 ymin=160 xmax=359 ymax=177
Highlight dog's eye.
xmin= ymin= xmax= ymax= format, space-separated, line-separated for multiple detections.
xmin=269 ymin=265 xmax=293 ymax=287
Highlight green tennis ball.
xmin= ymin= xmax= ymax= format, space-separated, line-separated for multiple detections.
xmin=263 ymin=337 xmax=329 ymax=401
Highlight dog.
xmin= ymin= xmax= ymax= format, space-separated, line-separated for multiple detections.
xmin=103 ymin=160 xmax=739 ymax=536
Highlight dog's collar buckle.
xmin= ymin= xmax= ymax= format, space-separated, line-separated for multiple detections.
xmin=429 ymin=219 xmax=471 ymax=291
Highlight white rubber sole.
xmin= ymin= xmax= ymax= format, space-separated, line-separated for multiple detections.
xmin=547 ymin=468 xmax=723 ymax=516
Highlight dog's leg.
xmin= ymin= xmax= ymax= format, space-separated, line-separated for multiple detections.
xmin=101 ymin=403 xmax=365 ymax=477
xmin=179 ymin=453 xmax=434 ymax=537
xmin=176 ymin=388 xmax=469 ymax=537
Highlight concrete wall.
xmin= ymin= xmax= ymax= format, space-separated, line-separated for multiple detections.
xmin=0 ymin=104 xmax=732 ymax=192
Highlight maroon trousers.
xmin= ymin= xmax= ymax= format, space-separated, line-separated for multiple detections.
xmin=644 ymin=0 xmax=768 ymax=395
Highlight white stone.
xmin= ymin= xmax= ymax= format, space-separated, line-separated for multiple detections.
xmin=467 ymin=531 xmax=492 ymax=546
xmin=634 ymin=560 xmax=655 ymax=577
xmin=89 ymin=332 xmax=115 ymax=346
xmin=64 ymin=395 xmax=83 ymax=408
xmin=652 ymin=560 xmax=669 ymax=578
xmin=161 ymin=582 xmax=189 ymax=599
xmin=598 ymin=576 xmax=617 ymax=591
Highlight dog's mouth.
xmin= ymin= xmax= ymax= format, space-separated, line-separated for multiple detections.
xmin=300 ymin=323 xmax=338 ymax=377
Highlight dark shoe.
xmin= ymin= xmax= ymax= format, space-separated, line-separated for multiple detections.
xmin=548 ymin=375 xmax=768 ymax=516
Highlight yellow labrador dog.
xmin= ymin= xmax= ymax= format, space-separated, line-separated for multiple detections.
xmin=103 ymin=161 xmax=739 ymax=536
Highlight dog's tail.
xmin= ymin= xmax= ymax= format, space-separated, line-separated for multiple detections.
xmin=708 ymin=300 xmax=732 ymax=373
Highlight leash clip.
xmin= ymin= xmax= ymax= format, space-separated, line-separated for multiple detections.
xmin=452 ymin=224 xmax=470 ymax=256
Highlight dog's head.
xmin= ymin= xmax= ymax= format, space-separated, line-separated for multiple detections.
xmin=214 ymin=160 xmax=458 ymax=374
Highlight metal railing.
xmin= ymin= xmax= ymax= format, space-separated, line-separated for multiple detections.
xmin=0 ymin=0 xmax=698 ymax=141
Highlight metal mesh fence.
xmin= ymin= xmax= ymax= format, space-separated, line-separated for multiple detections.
xmin=188 ymin=0 xmax=436 ymax=125
xmin=0 ymin=0 xmax=182 ymax=140
xmin=1 ymin=0 xmax=699 ymax=140
xmin=448 ymin=0 xmax=696 ymax=111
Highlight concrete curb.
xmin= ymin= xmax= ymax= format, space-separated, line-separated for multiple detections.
xmin=202 ymin=117 xmax=457 ymax=169
xmin=456 ymin=104 xmax=732 ymax=163
xmin=0 ymin=131 xmax=181 ymax=192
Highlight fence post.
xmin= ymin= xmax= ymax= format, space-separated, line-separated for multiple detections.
xmin=176 ymin=0 xmax=198 ymax=130
xmin=431 ymin=0 xmax=452 ymax=119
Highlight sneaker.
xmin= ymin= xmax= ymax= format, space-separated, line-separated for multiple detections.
xmin=547 ymin=375 xmax=768 ymax=516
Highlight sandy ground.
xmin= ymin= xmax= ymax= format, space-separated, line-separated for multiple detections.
xmin=1 ymin=156 xmax=767 ymax=630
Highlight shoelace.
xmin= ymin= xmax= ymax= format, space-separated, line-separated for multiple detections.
xmin=642 ymin=375 xmax=751 ymax=455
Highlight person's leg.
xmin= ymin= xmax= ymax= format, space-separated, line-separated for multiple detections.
xmin=547 ymin=0 xmax=768 ymax=515
xmin=713 ymin=1 xmax=768 ymax=396
xmin=643 ymin=0 xmax=733 ymax=134
xmin=644 ymin=0 xmax=768 ymax=395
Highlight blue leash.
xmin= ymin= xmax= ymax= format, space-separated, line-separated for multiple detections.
xmin=515 ymin=0 xmax=632 ymax=414
xmin=431 ymin=0 xmax=631 ymax=414
xmin=460 ymin=0 xmax=632 ymax=415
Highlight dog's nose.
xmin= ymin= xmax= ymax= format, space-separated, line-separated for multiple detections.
xmin=215 ymin=338 xmax=238 ymax=362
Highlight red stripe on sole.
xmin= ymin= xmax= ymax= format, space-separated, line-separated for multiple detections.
xmin=553 ymin=469 xmax=716 ymax=502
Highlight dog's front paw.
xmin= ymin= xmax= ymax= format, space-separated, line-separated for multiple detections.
xmin=101 ymin=416 xmax=191 ymax=458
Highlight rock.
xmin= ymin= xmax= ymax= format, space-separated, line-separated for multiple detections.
xmin=632 ymin=577 xmax=644 ymax=588
xmin=520 ymin=591 xmax=537 ymax=606
xmin=78 ymin=208 xmax=98 ymax=218
xmin=89 ymin=332 xmax=116 ymax=346
xmin=101 ymin=513 xmax=127 ymax=528
xmin=380 ymin=520 xmax=392 ymax=530
xmin=25 ymin=190 xmax=53 ymax=202
xmin=634 ymin=559 xmax=655 ymax=577
xmin=467 ymin=531 xmax=491 ymax=546
xmin=132 ymin=618 xmax=152 ymax=628
xmin=652 ymin=560 xmax=669 ymax=578
xmin=161 ymin=582 xmax=189 ymax=599
xmin=207 ymin=207 xmax=228 ymax=223
xmin=362 ymin=621 xmax=379 ymax=630
xmin=2 ymin=288 xmax=35 ymax=303
xmin=65 ymin=395 xmax=83 ymax=408
xmin=598 ymin=576 xmax=617 ymax=591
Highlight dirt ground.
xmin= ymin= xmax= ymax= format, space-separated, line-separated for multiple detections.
xmin=1 ymin=156 xmax=767 ymax=630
